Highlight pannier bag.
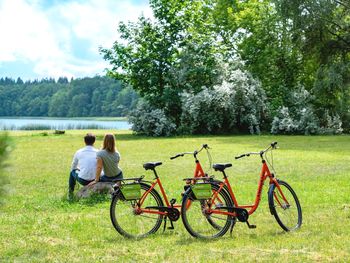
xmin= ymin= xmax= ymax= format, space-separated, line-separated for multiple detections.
xmin=191 ymin=183 xmax=212 ymax=199
xmin=120 ymin=183 xmax=141 ymax=200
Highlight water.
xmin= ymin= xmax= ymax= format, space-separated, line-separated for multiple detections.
xmin=0 ymin=118 xmax=131 ymax=130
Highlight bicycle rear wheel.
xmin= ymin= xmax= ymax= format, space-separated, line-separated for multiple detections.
xmin=181 ymin=184 xmax=233 ymax=238
xmin=110 ymin=182 xmax=164 ymax=238
xmin=268 ymin=180 xmax=302 ymax=231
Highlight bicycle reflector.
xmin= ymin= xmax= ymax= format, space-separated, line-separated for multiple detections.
xmin=191 ymin=183 xmax=212 ymax=199
xmin=121 ymin=183 xmax=141 ymax=200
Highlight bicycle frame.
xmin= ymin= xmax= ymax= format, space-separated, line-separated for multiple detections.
xmin=137 ymin=156 xmax=207 ymax=216
xmin=211 ymin=159 xmax=290 ymax=217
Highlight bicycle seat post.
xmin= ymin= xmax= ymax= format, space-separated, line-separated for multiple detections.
xmin=221 ymin=170 xmax=227 ymax=179
xmin=152 ymin=168 xmax=159 ymax=179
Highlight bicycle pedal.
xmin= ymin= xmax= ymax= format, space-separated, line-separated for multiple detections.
xmin=170 ymin=198 xmax=176 ymax=205
xmin=167 ymin=226 xmax=175 ymax=230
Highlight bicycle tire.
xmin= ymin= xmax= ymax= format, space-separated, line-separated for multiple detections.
xmin=110 ymin=182 xmax=164 ymax=238
xmin=268 ymin=180 xmax=302 ymax=231
xmin=181 ymin=183 xmax=233 ymax=238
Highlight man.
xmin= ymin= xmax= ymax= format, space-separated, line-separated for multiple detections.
xmin=68 ymin=133 xmax=98 ymax=197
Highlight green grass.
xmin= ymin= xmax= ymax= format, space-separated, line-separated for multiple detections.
xmin=1 ymin=130 xmax=350 ymax=262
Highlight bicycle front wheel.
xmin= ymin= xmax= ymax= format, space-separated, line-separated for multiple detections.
xmin=181 ymin=184 xmax=233 ymax=238
xmin=268 ymin=180 xmax=302 ymax=231
xmin=110 ymin=183 xmax=164 ymax=238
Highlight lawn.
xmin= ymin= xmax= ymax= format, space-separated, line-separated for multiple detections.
xmin=0 ymin=130 xmax=349 ymax=262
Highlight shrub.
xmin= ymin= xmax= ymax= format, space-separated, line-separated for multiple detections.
xmin=271 ymin=106 xmax=320 ymax=135
xmin=128 ymin=100 xmax=176 ymax=136
xmin=319 ymin=111 xmax=343 ymax=135
xmin=271 ymin=87 xmax=343 ymax=135
xmin=180 ymin=66 xmax=267 ymax=134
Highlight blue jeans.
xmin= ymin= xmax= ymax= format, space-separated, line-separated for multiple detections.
xmin=99 ymin=172 xmax=123 ymax=183
xmin=69 ymin=170 xmax=93 ymax=192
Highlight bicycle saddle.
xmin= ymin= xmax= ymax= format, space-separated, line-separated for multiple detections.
xmin=143 ymin=162 xmax=163 ymax=170
xmin=213 ymin=163 xmax=232 ymax=172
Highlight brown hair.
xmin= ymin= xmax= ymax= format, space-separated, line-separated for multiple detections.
xmin=102 ymin=133 xmax=116 ymax=153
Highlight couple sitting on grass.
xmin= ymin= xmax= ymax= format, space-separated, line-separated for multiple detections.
xmin=68 ymin=133 xmax=123 ymax=196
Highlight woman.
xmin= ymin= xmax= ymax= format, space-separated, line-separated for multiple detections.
xmin=90 ymin=133 xmax=123 ymax=184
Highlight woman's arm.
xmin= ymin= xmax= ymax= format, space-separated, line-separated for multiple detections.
xmin=95 ymin=157 xmax=103 ymax=182
xmin=88 ymin=157 xmax=103 ymax=185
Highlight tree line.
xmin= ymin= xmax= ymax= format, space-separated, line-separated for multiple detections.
xmin=101 ymin=0 xmax=349 ymax=135
xmin=0 ymin=76 xmax=138 ymax=117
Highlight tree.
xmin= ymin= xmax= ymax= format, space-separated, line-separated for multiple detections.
xmin=101 ymin=0 xmax=226 ymax=124
xmin=274 ymin=0 xmax=350 ymax=129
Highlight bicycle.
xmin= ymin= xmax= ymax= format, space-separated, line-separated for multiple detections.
xmin=109 ymin=144 xmax=212 ymax=238
xmin=181 ymin=142 xmax=302 ymax=238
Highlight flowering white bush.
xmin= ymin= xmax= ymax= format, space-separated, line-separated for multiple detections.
xmin=271 ymin=106 xmax=319 ymax=135
xmin=271 ymin=87 xmax=343 ymax=135
xmin=320 ymin=111 xmax=343 ymax=134
xmin=180 ymin=66 xmax=267 ymax=134
xmin=128 ymin=101 xmax=176 ymax=136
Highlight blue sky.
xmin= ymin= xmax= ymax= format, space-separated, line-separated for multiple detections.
xmin=0 ymin=0 xmax=151 ymax=80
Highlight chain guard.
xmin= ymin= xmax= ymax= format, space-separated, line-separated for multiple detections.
xmin=167 ymin=207 xmax=180 ymax=221
xmin=235 ymin=208 xmax=249 ymax=222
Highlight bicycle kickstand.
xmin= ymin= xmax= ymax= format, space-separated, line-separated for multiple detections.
xmin=229 ymin=219 xmax=235 ymax=236
xmin=168 ymin=219 xmax=174 ymax=230
xmin=246 ymin=221 xmax=256 ymax=229
xmin=163 ymin=217 xmax=168 ymax=232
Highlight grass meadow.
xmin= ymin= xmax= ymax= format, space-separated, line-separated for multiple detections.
xmin=0 ymin=130 xmax=349 ymax=262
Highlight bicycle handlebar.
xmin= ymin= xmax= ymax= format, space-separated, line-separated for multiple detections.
xmin=170 ymin=144 xmax=210 ymax=160
xmin=170 ymin=153 xmax=184 ymax=160
xmin=235 ymin=153 xmax=250 ymax=160
xmin=235 ymin=142 xmax=278 ymax=160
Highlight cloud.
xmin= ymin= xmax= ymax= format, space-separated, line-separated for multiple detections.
xmin=0 ymin=0 xmax=152 ymax=79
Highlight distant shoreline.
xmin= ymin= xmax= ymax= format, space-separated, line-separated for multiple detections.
xmin=0 ymin=117 xmax=131 ymax=131
xmin=0 ymin=116 xmax=128 ymax=121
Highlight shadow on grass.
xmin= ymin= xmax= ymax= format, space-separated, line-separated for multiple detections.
xmin=60 ymin=191 xmax=111 ymax=207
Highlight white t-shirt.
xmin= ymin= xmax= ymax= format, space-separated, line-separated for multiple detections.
xmin=71 ymin=145 xmax=98 ymax=181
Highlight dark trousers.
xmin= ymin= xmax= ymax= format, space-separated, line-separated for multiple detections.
xmin=99 ymin=172 xmax=123 ymax=183
xmin=69 ymin=170 xmax=93 ymax=192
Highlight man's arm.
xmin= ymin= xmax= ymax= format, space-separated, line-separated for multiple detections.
xmin=71 ymin=152 xmax=79 ymax=170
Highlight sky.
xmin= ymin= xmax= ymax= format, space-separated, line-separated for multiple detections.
xmin=0 ymin=0 xmax=152 ymax=80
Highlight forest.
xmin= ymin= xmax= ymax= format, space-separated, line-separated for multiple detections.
xmin=102 ymin=0 xmax=349 ymax=135
xmin=0 ymin=76 xmax=138 ymax=117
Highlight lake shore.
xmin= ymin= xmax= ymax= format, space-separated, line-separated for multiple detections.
xmin=0 ymin=117 xmax=131 ymax=130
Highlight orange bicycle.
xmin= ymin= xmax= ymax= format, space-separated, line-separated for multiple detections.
xmin=109 ymin=144 xmax=213 ymax=238
xmin=181 ymin=142 xmax=302 ymax=238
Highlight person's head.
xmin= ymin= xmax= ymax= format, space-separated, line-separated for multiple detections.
xmin=102 ymin=133 xmax=116 ymax=153
xmin=84 ymin=133 xmax=96 ymax=146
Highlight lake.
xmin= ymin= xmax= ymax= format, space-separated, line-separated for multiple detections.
xmin=0 ymin=118 xmax=131 ymax=130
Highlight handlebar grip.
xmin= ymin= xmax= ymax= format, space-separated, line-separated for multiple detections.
xmin=271 ymin=142 xmax=278 ymax=148
xmin=235 ymin=154 xmax=246 ymax=160
xmin=170 ymin=154 xmax=183 ymax=160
